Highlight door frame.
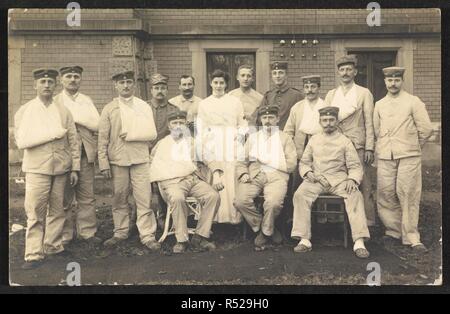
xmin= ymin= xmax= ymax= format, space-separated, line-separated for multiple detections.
xmin=189 ymin=39 xmax=273 ymax=98
xmin=331 ymin=38 xmax=415 ymax=93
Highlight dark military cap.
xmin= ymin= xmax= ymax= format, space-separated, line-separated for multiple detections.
xmin=319 ymin=106 xmax=339 ymax=118
xmin=270 ymin=61 xmax=288 ymax=71
xmin=336 ymin=54 xmax=358 ymax=68
xmin=382 ymin=66 xmax=405 ymax=78
xmin=302 ymin=75 xmax=321 ymax=85
xmin=112 ymin=70 xmax=135 ymax=81
xmin=32 ymin=68 xmax=59 ymax=80
xmin=258 ymin=105 xmax=280 ymax=116
xmin=59 ymin=66 xmax=83 ymax=76
xmin=151 ymin=73 xmax=169 ymax=86
xmin=168 ymin=109 xmax=187 ymax=122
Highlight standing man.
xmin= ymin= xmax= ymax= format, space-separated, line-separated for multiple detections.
xmin=251 ymin=61 xmax=303 ymax=129
xmin=98 ymin=70 xmax=160 ymax=251
xmin=374 ymin=66 xmax=432 ymax=253
xmin=150 ymin=110 xmax=222 ymax=253
xmin=14 ymin=68 xmax=80 ymax=269
xmin=148 ymin=73 xmax=180 ymax=150
xmin=168 ymin=75 xmax=202 ymax=133
xmin=228 ymin=65 xmax=263 ymax=126
xmin=234 ymin=105 xmax=297 ymax=250
xmin=325 ymin=55 xmax=376 ymax=227
xmin=56 ymin=66 xmax=102 ymax=246
xmin=291 ymin=106 xmax=371 ymax=259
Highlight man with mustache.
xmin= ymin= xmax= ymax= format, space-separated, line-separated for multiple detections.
xmin=98 ymin=70 xmax=160 ymax=251
xmin=149 ymin=109 xmax=222 ymax=253
xmin=169 ymin=75 xmax=202 ymax=133
xmin=148 ymin=73 xmax=180 ymax=150
xmin=374 ymin=67 xmax=432 ymax=253
xmin=228 ymin=65 xmax=263 ymax=126
xmin=14 ymin=68 xmax=80 ymax=269
xmin=234 ymin=105 xmax=297 ymax=250
xmin=325 ymin=55 xmax=376 ymax=228
xmin=55 ymin=66 xmax=102 ymax=247
xmin=251 ymin=61 xmax=302 ymax=129
xmin=291 ymin=106 xmax=371 ymax=259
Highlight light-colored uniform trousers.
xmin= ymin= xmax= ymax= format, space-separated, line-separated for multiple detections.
xmin=63 ymin=153 xmax=97 ymax=242
xmin=291 ymin=180 xmax=370 ymax=242
xmin=158 ymin=174 xmax=220 ymax=243
xmin=111 ymin=163 xmax=157 ymax=245
xmin=24 ymin=173 xmax=67 ymax=261
xmin=234 ymin=171 xmax=288 ymax=236
xmin=357 ymin=149 xmax=376 ymax=226
xmin=377 ymin=156 xmax=422 ymax=245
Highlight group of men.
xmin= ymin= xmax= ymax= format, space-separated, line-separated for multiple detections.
xmin=14 ymin=53 xmax=433 ymax=269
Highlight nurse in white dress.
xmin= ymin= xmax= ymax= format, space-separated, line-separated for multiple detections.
xmin=196 ymin=70 xmax=248 ymax=224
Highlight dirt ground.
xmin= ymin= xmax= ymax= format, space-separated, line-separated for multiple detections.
xmin=8 ymin=166 xmax=442 ymax=286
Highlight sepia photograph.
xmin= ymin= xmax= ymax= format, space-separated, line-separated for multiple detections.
xmin=7 ymin=6 xmax=442 ymax=287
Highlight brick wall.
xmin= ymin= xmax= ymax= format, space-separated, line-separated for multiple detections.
xmin=151 ymin=39 xmax=192 ymax=100
xmin=20 ymin=35 xmax=114 ymax=116
xmin=270 ymin=39 xmax=335 ymax=99
xmin=414 ymin=38 xmax=441 ymax=122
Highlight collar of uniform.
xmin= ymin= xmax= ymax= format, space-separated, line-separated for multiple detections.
xmin=276 ymin=84 xmax=289 ymax=93
xmin=119 ymin=95 xmax=134 ymax=105
xmin=64 ymin=89 xmax=79 ymax=100
xmin=182 ymin=96 xmax=194 ymax=103
xmin=150 ymin=98 xmax=168 ymax=108
xmin=36 ymin=96 xmax=55 ymax=107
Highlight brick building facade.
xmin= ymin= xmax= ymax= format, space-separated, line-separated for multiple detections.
xmin=8 ymin=8 xmax=441 ymax=165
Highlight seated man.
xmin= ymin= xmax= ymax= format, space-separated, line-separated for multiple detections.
xmin=291 ymin=106 xmax=371 ymax=259
xmin=234 ymin=105 xmax=297 ymax=250
xmin=149 ymin=110 xmax=223 ymax=253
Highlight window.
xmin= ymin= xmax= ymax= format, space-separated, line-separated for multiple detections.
xmin=348 ymin=51 xmax=397 ymax=102
xmin=206 ymin=52 xmax=256 ymax=96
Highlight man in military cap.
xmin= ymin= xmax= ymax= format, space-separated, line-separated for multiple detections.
xmin=55 ymin=66 xmax=102 ymax=247
xmin=374 ymin=66 xmax=432 ymax=253
xmin=149 ymin=109 xmax=223 ymax=253
xmin=234 ymin=105 xmax=297 ymax=250
xmin=148 ymin=73 xmax=180 ymax=150
xmin=325 ymin=54 xmax=377 ymax=228
xmin=168 ymin=75 xmax=202 ymax=133
xmin=98 ymin=70 xmax=160 ymax=251
xmin=251 ymin=61 xmax=302 ymax=129
xmin=14 ymin=68 xmax=80 ymax=269
xmin=291 ymin=106 xmax=371 ymax=259
xmin=228 ymin=64 xmax=263 ymax=126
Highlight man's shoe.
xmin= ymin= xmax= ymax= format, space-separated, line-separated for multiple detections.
xmin=254 ymin=231 xmax=268 ymax=248
xmin=271 ymin=228 xmax=283 ymax=245
xmin=103 ymin=237 xmax=125 ymax=247
xmin=21 ymin=260 xmax=44 ymax=270
xmin=85 ymin=236 xmax=103 ymax=246
xmin=354 ymin=248 xmax=370 ymax=259
xmin=173 ymin=242 xmax=187 ymax=254
xmin=412 ymin=243 xmax=428 ymax=254
xmin=293 ymin=243 xmax=312 ymax=253
xmin=144 ymin=240 xmax=161 ymax=252
xmin=191 ymin=234 xmax=216 ymax=252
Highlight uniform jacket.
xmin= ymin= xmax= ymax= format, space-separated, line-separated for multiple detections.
xmin=98 ymin=97 xmax=153 ymax=171
xmin=325 ymin=84 xmax=375 ymax=151
xmin=373 ymin=90 xmax=432 ymax=160
xmin=236 ymin=130 xmax=297 ymax=181
xmin=54 ymin=92 xmax=98 ymax=163
xmin=14 ymin=97 xmax=80 ymax=175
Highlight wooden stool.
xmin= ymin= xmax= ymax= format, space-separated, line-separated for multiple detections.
xmin=157 ymin=197 xmax=201 ymax=243
xmin=311 ymin=194 xmax=349 ymax=248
